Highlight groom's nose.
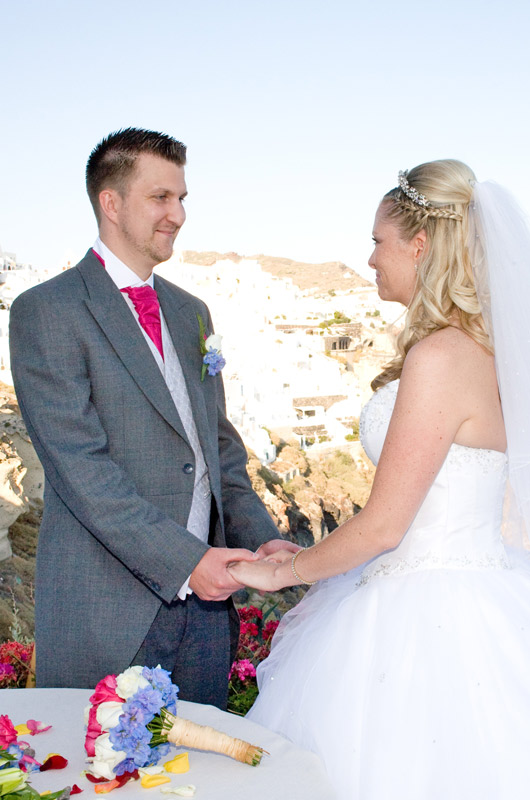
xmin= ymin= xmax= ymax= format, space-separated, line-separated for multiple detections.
xmin=166 ymin=197 xmax=186 ymax=229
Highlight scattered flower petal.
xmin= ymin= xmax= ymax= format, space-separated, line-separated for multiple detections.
xmin=27 ymin=720 xmax=52 ymax=735
xmin=92 ymin=771 xmax=138 ymax=794
xmin=163 ymin=754 xmax=189 ymax=774
xmin=70 ymin=785 xmax=83 ymax=794
xmin=14 ymin=724 xmax=31 ymax=736
xmin=139 ymin=774 xmax=171 ymax=789
xmin=94 ymin=779 xmax=120 ymax=794
xmin=84 ymin=774 xmax=110 ymax=784
xmin=40 ymin=754 xmax=69 ymax=771
xmin=160 ymin=785 xmax=196 ymax=797
xmin=137 ymin=767 xmax=164 ymax=776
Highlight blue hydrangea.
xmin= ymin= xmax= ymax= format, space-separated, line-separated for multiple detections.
xmin=203 ymin=350 xmax=226 ymax=376
xmin=133 ymin=687 xmax=165 ymax=716
xmin=150 ymin=743 xmax=171 ymax=761
xmin=128 ymin=734 xmax=153 ymax=767
xmin=109 ymin=721 xmax=141 ymax=752
xmin=113 ymin=757 xmax=137 ymax=776
xmin=142 ymin=666 xmax=179 ymax=709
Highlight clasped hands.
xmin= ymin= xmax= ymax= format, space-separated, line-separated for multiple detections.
xmin=189 ymin=539 xmax=300 ymax=601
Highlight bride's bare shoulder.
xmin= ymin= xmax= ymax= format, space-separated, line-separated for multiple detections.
xmin=403 ymin=327 xmax=494 ymax=385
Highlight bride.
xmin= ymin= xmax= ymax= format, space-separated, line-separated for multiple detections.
xmin=229 ymin=160 xmax=530 ymax=799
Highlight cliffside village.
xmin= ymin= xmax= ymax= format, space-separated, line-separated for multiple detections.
xmin=0 ymin=245 xmax=402 ymax=476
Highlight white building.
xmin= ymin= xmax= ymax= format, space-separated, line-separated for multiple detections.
xmin=157 ymin=254 xmax=366 ymax=457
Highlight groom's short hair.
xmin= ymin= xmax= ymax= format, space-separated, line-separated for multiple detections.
xmin=86 ymin=127 xmax=187 ymax=221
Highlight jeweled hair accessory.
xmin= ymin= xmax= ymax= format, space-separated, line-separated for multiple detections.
xmin=398 ymin=170 xmax=430 ymax=208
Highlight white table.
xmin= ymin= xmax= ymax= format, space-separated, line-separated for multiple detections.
xmin=0 ymin=689 xmax=336 ymax=799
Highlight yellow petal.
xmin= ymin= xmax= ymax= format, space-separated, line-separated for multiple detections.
xmin=40 ymin=793 xmax=51 ymax=796
xmin=140 ymin=774 xmax=171 ymax=789
xmin=14 ymin=724 xmax=31 ymax=736
xmin=163 ymin=753 xmax=190 ymax=774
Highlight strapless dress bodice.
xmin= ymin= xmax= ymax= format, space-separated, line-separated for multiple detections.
xmin=358 ymin=379 xmax=509 ymax=583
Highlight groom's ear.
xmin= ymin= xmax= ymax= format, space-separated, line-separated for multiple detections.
xmin=98 ymin=187 xmax=122 ymax=226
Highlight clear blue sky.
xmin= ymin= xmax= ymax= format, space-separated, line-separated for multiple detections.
xmin=2 ymin=0 xmax=530 ymax=279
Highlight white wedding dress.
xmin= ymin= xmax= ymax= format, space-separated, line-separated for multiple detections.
xmin=248 ymin=379 xmax=530 ymax=799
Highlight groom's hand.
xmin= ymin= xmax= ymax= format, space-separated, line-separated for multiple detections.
xmin=189 ymin=547 xmax=259 ymax=602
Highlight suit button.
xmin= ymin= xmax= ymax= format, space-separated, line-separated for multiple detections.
xmin=183 ymin=463 xmax=194 ymax=474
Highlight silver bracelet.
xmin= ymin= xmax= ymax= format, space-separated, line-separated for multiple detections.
xmin=291 ymin=549 xmax=317 ymax=585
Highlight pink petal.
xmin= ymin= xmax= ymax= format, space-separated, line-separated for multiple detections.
xmin=26 ymin=719 xmax=52 ymax=735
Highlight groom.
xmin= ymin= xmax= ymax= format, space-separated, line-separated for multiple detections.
xmin=10 ymin=128 xmax=293 ymax=707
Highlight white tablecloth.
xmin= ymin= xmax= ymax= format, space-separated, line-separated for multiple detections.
xmin=0 ymin=689 xmax=335 ymax=799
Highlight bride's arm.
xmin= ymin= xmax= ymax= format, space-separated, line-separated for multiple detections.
xmin=229 ymin=331 xmax=476 ymax=591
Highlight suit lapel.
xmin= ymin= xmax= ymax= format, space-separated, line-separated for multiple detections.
xmin=155 ymin=275 xmax=218 ymax=473
xmin=77 ymin=251 xmax=191 ymax=446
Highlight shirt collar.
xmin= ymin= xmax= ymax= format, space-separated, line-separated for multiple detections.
xmin=93 ymin=237 xmax=154 ymax=289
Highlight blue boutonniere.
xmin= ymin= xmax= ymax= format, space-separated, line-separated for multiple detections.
xmin=197 ymin=314 xmax=226 ymax=381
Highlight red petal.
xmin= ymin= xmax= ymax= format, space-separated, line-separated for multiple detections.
xmin=40 ymin=755 xmax=69 ymax=771
xmin=116 ymin=771 xmax=139 ymax=785
xmin=91 ymin=771 xmax=139 ymax=793
xmin=85 ymin=770 xmax=138 ymax=787
xmin=70 ymin=785 xmax=83 ymax=794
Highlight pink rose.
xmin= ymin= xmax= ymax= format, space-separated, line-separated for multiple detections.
xmin=84 ymin=705 xmax=103 ymax=757
xmin=89 ymin=674 xmax=122 ymax=706
xmin=0 ymin=714 xmax=18 ymax=748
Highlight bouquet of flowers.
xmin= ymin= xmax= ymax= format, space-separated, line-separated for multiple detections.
xmin=85 ymin=666 xmax=264 ymax=781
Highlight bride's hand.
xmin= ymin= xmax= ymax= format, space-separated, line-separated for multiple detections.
xmin=228 ymin=558 xmax=288 ymax=592
xmin=263 ymin=548 xmax=297 ymax=565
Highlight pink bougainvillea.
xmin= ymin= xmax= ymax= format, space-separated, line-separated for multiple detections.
xmin=228 ymin=605 xmax=282 ymax=715
xmin=0 ymin=641 xmax=35 ymax=688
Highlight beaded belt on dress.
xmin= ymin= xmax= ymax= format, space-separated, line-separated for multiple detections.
xmin=356 ymin=550 xmax=510 ymax=587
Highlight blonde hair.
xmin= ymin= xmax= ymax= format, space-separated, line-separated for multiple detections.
xmin=371 ymin=159 xmax=492 ymax=391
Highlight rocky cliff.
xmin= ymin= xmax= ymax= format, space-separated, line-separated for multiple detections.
xmin=181 ymin=250 xmax=372 ymax=294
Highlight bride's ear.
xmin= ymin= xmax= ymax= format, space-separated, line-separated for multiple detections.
xmin=413 ymin=229 xmax=428 ymax=261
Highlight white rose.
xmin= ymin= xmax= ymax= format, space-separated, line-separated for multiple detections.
xmin=90 ymin=732 xmax=127 ymax=781
xmin=205 ymin=334 xmax=222 ymax=352
xmin=96 ymin=701 xmax=124 ymax=731
xmin=116 ymin=665 xmax=149 ymax=699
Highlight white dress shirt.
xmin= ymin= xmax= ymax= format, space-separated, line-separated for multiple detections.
xmin=93 ymin=238 xmax=210 ymax=600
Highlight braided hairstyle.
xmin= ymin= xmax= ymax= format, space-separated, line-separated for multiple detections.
xmin=371 ymin=159 xmax=492 ymax=391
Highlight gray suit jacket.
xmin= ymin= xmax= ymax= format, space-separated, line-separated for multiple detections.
xmin=9 ymin=249 xmax=277 ymax=686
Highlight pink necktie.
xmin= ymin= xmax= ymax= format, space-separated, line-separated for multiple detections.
xmin=120 ymin=285 xmax=164 ymax=360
